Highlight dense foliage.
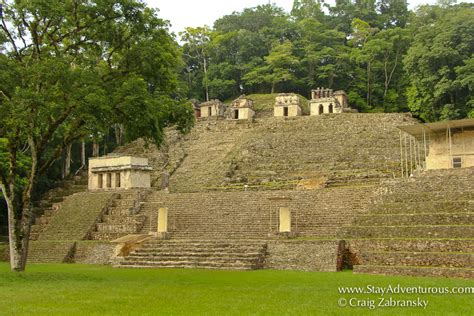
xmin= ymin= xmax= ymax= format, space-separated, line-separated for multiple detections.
xmin=0 ymin=0 xmax=193 ymax=271
xmin=180 ymin=0 xmax=474 ymax=121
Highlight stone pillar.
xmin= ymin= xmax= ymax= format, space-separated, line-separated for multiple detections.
xmin=279 ymin=207 xmax=291 ymax=233
xmin=157 ymin=207 xmax=168 ymax=238
xmin=161 ymin=171 xmax=170 ymax=193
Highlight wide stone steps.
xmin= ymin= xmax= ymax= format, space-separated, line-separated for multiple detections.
xmin=117 ymin=261 xmax=255 ymax=270
xmin=348 ymin=239 xmax=474 ymax=253
xmin=354 ymin=265 xmax=474 ymax=279
xmin=345 ymin=225 xmax=474 ymax=239
xmin=367 ymin=200 xmax=473 ymax=214
xmin=353 ymin=213 xmax=473 ymax=226
xmin=117 ymin=239 xmax=267 ymax=270
xmin=27 ymin=241 xmax=75 ymax=263
xmin=379 ymin=191 xmax=473 ymax=203
xmin=348 ymin=167 xmax=473 ymax=278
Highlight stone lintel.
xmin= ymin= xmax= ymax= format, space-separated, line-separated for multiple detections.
xmin=91 ymin=164 xmax=152 ymax=173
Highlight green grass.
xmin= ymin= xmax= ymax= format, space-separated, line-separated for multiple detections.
xmin=0 ymin=263 xmax=473 ymax=315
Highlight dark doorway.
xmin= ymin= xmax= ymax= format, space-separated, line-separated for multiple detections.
xmin=106 ymin=173 xmax=112 ymax=188
xmin=234 ymin=109 xmax=239 ymax=119
xmin=115 ymin=173 xmax=121 ymax=188
xmin=319 ymin=104 xmax=323 ymax=115
xmin=329 ymin=104 xmax=333 ymax=113
xmin=98 ymin=174 xmax=103 ymax=189
xmin=283 ymin=107 xmax=289 ymax=117
xmin=208 ymin=107 xmax=212 ymax=116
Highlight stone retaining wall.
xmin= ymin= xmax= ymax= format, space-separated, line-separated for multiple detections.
xmin=74 ymin=241 xmax=116 ymax=265
xmin=265 ymin=239 xmax=342 ymax=271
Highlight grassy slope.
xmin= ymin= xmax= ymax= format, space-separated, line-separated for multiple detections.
xmin=1 ymin=263 xmax=473 ymax=315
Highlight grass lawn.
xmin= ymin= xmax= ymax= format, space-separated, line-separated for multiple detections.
xmin=0 ymin=263 xmax=473 ymax=315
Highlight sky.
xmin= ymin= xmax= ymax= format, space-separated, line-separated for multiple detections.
xmin=146 ymin=0 xmax=441 ymax=37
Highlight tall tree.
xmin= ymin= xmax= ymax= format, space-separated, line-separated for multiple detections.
xmin=404 ymin=4 xmax=474 ymax=121
xmin=0 ymin=0 xmax=191 ymax=272
xmin=243 ymin=40 xmax=300 ymax=93
xmin=180 ymin=26 xmax=212 ymax=101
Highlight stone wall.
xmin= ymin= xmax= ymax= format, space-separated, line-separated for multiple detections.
xmin=274 ymin=104 xmax=301 ymax=117
xmin=265 ymin=239 xmax=342 ymax=272
xmin=73 ymin=241 xmax=116 ymax=265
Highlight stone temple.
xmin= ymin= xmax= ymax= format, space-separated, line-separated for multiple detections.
xmin=8 ymin=99 xmax=473 ymax=279
xmin=309 ymin=87 xmax=354 ymax=115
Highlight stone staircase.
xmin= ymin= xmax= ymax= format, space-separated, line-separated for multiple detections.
xmin=343 ymin=167 xmax=474 ymax=278
xmin=117 ymin=239 xmax=267 ymax=270
xmin=27 ymin=191 xmax=114 ymax=263
xmin=30 ymin=173 xmax=88 ymax=240
xmin=89 ymin=190 xmax=149 ymax=241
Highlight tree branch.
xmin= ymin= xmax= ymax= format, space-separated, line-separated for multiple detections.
xmin=1 ymin=13 xmax=22 ymax=61
xmin=36 ymin=105 xmax=76 ymax=155
xmin=38 ymin=119 xmax=86 ymax=175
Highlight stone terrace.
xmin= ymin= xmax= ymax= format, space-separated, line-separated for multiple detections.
xmin=343 ymin=167 xmax=474 ymax=278
xmin=118 ymin=113 xmax=417 ymax=192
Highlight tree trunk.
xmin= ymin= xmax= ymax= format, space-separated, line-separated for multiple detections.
xmin=3 ymin=143 xmax=38 ymax=272
xmin=81 ymin=139 xmax=86 ymax=167
xmin=203 ymin=56 xmax=209 ymax=102
xmin=92 ymin=141 xmax=99 ymax=157
xmin=271 ymin=83 xmax=275 ymax=94
xmin=64 ymin=143 xmax=72 ymax=178
xmin=114 ymin=124 xmax=124 ymax=146
xmin=2 ymin=185 xmax=22 ymax=271
xmin=367 ymin=61 xmax=371 ymax=108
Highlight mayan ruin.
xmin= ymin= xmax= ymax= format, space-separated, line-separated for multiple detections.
xmin=1 ymin=0 xmax=472 ymax=314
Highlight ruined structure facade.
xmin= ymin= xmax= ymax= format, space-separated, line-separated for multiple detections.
xmin=88 ymin=155 xmax=152 ymax=190
xmin=199 ymin=100 xmax=226 ymax=118
xmin=310 ymin=88 xmax=351 ymax=115
xmin=274 ymin=93 xmax=302 ymax=117
xmin=398 ymin=118 xmax=474 ymax=171
xmin=227 ymin=95 xmax=255 ymax=120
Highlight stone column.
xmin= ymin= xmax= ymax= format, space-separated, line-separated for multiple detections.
xmin=279 ymin=207 xmax=291 ymax=233
xmin=157 ymin=207 xmax=168 ymax=239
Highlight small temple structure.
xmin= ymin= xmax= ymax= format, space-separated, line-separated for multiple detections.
xmin=274 ymin=93 xmax=302 ymax=117
xmin=309 ymin=88 xmax=352 ymax=115
xmin=88 ymin=155 xmax=152 ymax=190
xmin=227 ymin=95 xmax=255 ymax=120
xmin=199 ymin=100 xmax=226 ymax=118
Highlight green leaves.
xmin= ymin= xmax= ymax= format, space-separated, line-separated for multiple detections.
xmin=403 ymin=4 xmax=474 ymax=121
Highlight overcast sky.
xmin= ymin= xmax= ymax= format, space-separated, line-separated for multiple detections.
xmin=146 ymin=0 xmax=445 ymax=37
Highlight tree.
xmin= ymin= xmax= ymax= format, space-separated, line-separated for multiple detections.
xmin=404 ymin=4 xmax=474 ymax=121
xmin=180 ymin=26 xmax=212 ymax=101
xmin=243 ymin=40 xmax=300 ymax=93
xmin=0 ymin=0 xmax=191 ymax=272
